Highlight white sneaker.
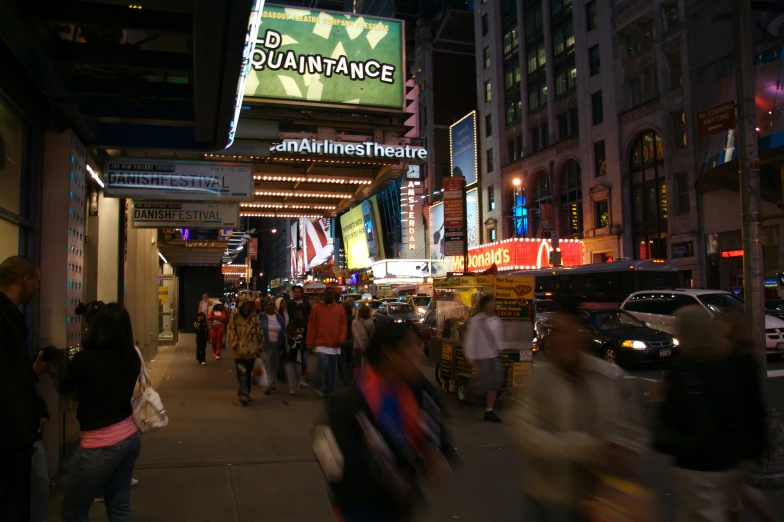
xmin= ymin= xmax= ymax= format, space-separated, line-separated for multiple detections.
xmin=131 ymin=478 xmax=139 ymax=487
xmin=313 ymin=389 xmax=324 ymax=397
xmin=298 ymin=377 xmax=309 ymax=388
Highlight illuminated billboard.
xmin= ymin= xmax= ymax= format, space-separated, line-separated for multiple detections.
xmin=451 ymin=239 xmax=584 ymax=272
xmin=302 ymin=218 xmax=333 ymax=269
xmin=245 ymin=5 xmax=404 ymax=109
xmin=449 ymin=112 xmax=477 ymax=185
xmin=340 ymin=197 xmax=384 ymax=270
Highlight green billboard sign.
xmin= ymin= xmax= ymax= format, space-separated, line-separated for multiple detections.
xmin=244 ymin=5 xmax=404 ymax=110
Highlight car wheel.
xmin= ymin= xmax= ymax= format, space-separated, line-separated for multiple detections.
xmin=434 ymin=362 xmax=443 ymax=385
xmin=602 ymin=345 xmax=618 ymax=365
xmin=457 ymin=382 xmax=467 ymax=404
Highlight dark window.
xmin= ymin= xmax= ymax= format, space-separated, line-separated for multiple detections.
xmin=486 ymin=148 xmax=494 ymax=172
xmin=595 ymin=199 xmax=609 ymax=228
xmin=482 ymin=13 xmax=489 ymax=36
xmin=530 ymin=171 xmax=552 ymax=236
xmin=594 ymin=141 xmax=606 ymax=177
xmin=552 ymin=18 xmax=574 ymax=57
xmin=484 ymin=47 xmax=490 ymax=69
xmin=488 ymin=185 xmax=496 ymax=211
xmin=554 ymin=60 xmax=576 ymax=95
xmin=506 ymin=99 xmax=520 ymax=124
xmin=507 ymin=139 xmax=517 ymax=162
xmin=531 ymin=127 xmax=541 ymax=152
xmin=485 ymin=80 xmax=492 ymax=102
xmin=569 ymin=107 xmax=578 ymax=136
xmin=630 ymin=131 xmax=667 ymax=259
xmin=589 ymin=45 xmax=601 ymax=76
xmin=485 ymin=113 xmax=493 ymax=137
xmin=542 ymin=122 xmax=549 ymax=148
xmin=662 ymin=2 xmax=680 ymax=34
xmin=586 ymin=0 xmax=598 ymax=31
xmin=627 ymin=68 xmax=659 ymax=108
xmin=623 ymin=293 xmax=694 ymax=316
xmin=560 ymin=161 xmax=582 ymax=237
xmin=528 ymin=78 xmax=547 ymax=111
xmin=675 ymin=172 xmax=690 ymax=215
xmin=625 ymin=21 xmax=655 ymax=57
xmin=591 ymin=91 xmax=603 ymax=125
xmin=667 ymin=53 xmax=683 ymax=90
xmin=672 ymin=111 xmax=687 ymax=149
xmin=558 ymin=113 xmax=569 ymax=139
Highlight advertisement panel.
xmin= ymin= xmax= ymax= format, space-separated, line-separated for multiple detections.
xmin=494 ymin=276 xmax=534 ymax=321
xmin=367 ymin=196 xmax=386 ymax=259
xmin=303 ymin=217 xmax=333 ymax=269
xmin=290 ymin=221 xmax=298 ymax=276
xmin=340 ymin=205 xmax=369 ymax=270
xmin=104 ymin=159 xmax=254 ymax=201
xmin=449 ymin=111 xmax=477 ymax=185
xmin=429 ymin=203 xmax=446 ymax=260
xmin=451 ymin=239 xmax=584 ymax=272
xmin=245 ymin=5 xmax=404 ymax=109
xmin=466 ymin=188 xmax=478 ymax=248
xmin=131 ymin=202 xmax=239 ymax=228
xmin=443 ymin=176 xmax=466 ymax=257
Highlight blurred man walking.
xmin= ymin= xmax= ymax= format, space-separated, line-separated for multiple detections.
xmin=306 ymin=287 xmax=346 ymax=398
xmin=463 ymin=295 xmax=504 ymax=422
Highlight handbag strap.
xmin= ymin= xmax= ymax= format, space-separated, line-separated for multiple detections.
xmin=134 ymin=345 xmax=151 ymax=388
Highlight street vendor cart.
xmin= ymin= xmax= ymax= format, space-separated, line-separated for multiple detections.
xmin=427 ymin=275 xmax=535 ymax=403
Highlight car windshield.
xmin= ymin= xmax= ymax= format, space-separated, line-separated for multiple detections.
xmin=412 ymin=297 xmax=430 ymax=306
xmin=698 ymin=293 xmax=744 ymax=313
xmin=388 ymin=304 xmax=414 ymax=314
xmin=369 ymin=301 xmax=382 ymax=309
xmin=592 ymin=311 xmax=643 ymax=330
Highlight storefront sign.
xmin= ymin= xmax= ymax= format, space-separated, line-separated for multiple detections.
xmin=271 ymin=139 xmax=426 ymax=159
xmin=494 ymin=276 xmax=534 ymax=321
xmin=449 ymin=111 xmax=477 ymax=185
xmin=697 ymin=101 xmax=736 ymax=137
xmin=721 ymin=248 xmax=743 ymax=259
xmin=245 ymin=5 xmax=404 ymax=109
xmin=443 ymin=176 xmax=465 ymax=257
xmin=131 ymin=202 xmax=239 ymax=229
xmin=451 ymin=238 xmax=584 ymax=272
xmin=104 ymin=159 xmax=254 ymax=201
xmin=671 ymin=241 xmax=694 ymax=259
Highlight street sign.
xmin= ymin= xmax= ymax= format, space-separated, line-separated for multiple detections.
xmin=104 ymin=159 xmax=254 ymax=201
xmin=443 ymin=176 xmax=466 ymax=257
xmin=131 ymin=202 xmax=239 ymax=229
xmin=697 ymin=101 xmax=736 ymax=137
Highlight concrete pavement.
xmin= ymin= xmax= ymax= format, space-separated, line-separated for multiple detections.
xmin=49 ymin=335 xmax=783 ymax=521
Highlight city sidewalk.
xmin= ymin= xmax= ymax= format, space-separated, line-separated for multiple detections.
xmin=49 ymin=335 xmax=783 ymax=521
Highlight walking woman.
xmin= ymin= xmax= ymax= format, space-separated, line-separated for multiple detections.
xmin=276 ymin=296 xmax=290 ymax=328
xmin=59 ymin=303 xmax=141 ymax=522
xmin=352 ymin=303 xmax=375 ymax=370
xmin=261 ymin=299 xmax=285 ymax=395
xmin=209 ymin=303 xmax=227 ymax=360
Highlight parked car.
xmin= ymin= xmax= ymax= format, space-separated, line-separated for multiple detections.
xmin=765 ymin=299 xmax=784 ymax=320
xmin=537 ymin=308 xmax=679 ymax=367
xmin=398 ymin=294 xmax=431 ymax=316
xmin=621 ymin=289 xmax=784 ymax=356
xmin=373 ymin=302 xmax=421 ymax=326
xmin=416 ymin=310 xmax=440 ymax=346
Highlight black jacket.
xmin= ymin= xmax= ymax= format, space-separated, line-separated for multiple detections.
xmin=0 ymin=292 xmax=48 ymax=456
xmin=656 ymin=355 xmax=754 ymax=471
xmin=290 ymin=298 xmax=312 ymax=321
xmin=326 ymin=373 xmax=458 ymax=519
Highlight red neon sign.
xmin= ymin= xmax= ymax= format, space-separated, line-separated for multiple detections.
xmin=721 ymin=249 xmax=743 ymax=259
xmin=451 ymin=238 xmax=584 ymax=272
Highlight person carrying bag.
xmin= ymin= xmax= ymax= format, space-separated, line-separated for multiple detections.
xmin=132 ymin=345 xmax=168 ymax=433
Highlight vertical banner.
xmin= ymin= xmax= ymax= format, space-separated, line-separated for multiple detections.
xmin=400 ymin=180 xmax=425 ymax=258
xmin=443 ymin=176 xmax=466 ymax=257
xmin=248 ymin=238 xmax=258 ymax=261
xmin=466 ymin=188 xmax=479 ymax=248
xmin=290 ymin=221 xmax=298 ymax=276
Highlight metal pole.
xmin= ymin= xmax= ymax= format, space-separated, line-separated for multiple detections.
xmin=734 ymin=0 xmax=766 ymax=367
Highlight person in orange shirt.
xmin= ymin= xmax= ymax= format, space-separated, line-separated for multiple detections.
xmin=209 ymin=304 xmax=227 ymax=360
xmin=307 ymin=287 xmax=346 ymax=397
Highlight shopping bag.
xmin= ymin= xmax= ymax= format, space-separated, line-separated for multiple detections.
xmin=252 ymin=357 xmax=269 ymax=387
xmin=582 ymin=472 xmax=659 ymax=522
xmin=131 ymin=346 xmax=168 ymax=433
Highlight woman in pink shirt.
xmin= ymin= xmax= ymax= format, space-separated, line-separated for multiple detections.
xmin=59 ymin=303 xmax=141 ymax=522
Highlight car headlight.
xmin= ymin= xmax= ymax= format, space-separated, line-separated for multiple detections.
xmin=672 ymin=338 xmax=679 ymax=347
xmin=622 ymin=340 xmax=647 ymax=350
xmin=417 ymin=307 xmax=426 ymax=314
xmin=394 ymin=319 xmax=404 ymax=323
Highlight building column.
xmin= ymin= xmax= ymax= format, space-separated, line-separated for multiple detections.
xmin=125 ymin=219 xmax=160 ymax=359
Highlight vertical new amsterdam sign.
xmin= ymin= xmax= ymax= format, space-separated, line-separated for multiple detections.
xmin=443 ymin=176 xmax=466 ymax=257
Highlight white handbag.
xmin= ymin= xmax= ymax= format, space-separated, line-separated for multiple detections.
xmin=131 ymin=346 xmax=168 ymax=433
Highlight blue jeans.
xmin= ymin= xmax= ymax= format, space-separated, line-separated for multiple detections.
xmin=31 ymin=441 xmax=50 ymax=522
xmin=315 ymin=352 xmax=339 ymax=396
xmin=62 ymin=432 xmax=141 ymax=522
xmin=235 ymin=358 xmax=254 ymax=398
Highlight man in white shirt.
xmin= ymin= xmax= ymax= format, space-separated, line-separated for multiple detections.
xmin=463 ymin=295 xmax=504 ymax=422
xmin=198 ymin=293 xmax=210 ymax=317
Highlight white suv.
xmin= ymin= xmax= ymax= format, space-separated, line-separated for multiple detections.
xmin=620 ymin=289 xmax=784 ymax=355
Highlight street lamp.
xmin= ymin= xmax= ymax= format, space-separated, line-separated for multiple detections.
xmin=271 ymin=228 xmax=277 ymax=234
xmin=512 ymin=178 xmax=521 ymax=187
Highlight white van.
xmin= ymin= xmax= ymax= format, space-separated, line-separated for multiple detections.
xmin=620 ymin=289 xmax=784 ymax=355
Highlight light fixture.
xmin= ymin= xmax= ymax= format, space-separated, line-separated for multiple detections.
xmin=86 ymin=164 xmax=104 ymax=188
xmin=254 ymin=175 xmax=372 ymax=185
xmin=158 ymin=252 xmax=168 ymax=264
xmin=254 ymin=190 xmax=353 ymax=199
xmin=271 ymin=228 xmax=277 ymax=234
xmin=512 ymin=178 xmax=522 ymax=187
xmin=128 ymin=4 xmax=143 ymax=8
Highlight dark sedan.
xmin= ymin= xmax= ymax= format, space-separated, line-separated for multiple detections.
xmin=538 ymin=309 xmax=679 ymax=367
xmin=374 ymin=302 xmax=421 ymax=326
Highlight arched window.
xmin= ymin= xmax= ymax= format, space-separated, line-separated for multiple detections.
xmin=529 ymin=171 xmax=552 ymax=237
xmin=560 ymin=160 xmax=582 ymax=237
xmin=629 ymin=131 xmax=667 ymax=259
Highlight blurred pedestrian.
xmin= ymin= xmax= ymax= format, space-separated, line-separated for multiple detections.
xmin=715 ymin=310 xmax=777 ymax=522
xmin=307 ymin=287 xmax=346 ymax=398
xmin=228 ymin=295 xmax=263 ymax=404
xmin=0 ymin=257 xmax=49 ymax=522
xmin=209 ymin=304 xmax=227 ymax=360
xmin=194 ymin=312 xmax=209 ymax=365
xmin=511 ymin=305 xmax=647 ymax=520
xmin=321 ymin=322 xmax=457 ymax=521
xmin=655 ymin=305 xmax=746 ymax=522
xmin=290 ymin=285 xmax=313 ymax=384
xmin=198 ymin=293 xmax=210 ymax=317
xmin=463 ymin=295 xmax=504 ymax=422
xmin=277 ymin=296 xmax=290 ymax=327
xmin=352 ymin=303 xmax=375 ymax=370
xmin=261 ymin=299 xmax=285 ymax=395
xmin=339 ymin=298 xmax=355 ymax=385
xmin=59 ymin=303 xmax=141 ymax=522
xmin=284 ymin=323 xmax=304 ymax=395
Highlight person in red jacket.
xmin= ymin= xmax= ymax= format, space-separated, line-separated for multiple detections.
xmin=307 ymin=287 xmax=346 ymax=397
xmin=209 ymin=304 xmax=227 ymax=360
